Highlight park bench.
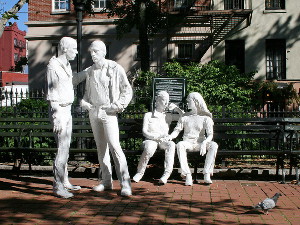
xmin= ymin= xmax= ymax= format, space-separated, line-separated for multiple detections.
xmin=283 ymin=118 xmax=300 ymax=183
xmin=186 ymin=117 xmax=288 ymax=182
xmin=0 ymin=117 xmax=144 ymax=174
xmin=0 ymin=116 xmax=297 ymax=183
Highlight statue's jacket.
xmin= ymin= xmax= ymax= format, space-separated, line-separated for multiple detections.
xmin=82 ymin=60 xmax=132 ymax=112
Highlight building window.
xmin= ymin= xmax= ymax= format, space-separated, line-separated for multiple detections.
xmin=14 ymin=38 xmax=18 ymax=47
xmin=14 ymin=53 xmax=19 ymax=62
xmin=178 ymin=43 xmax=194 ymax=60
xmin=93 ymin=0 xmax=109 ymax=9
xmin=224 ymin=0 xmax=244 ymax=10
xmin=174 ymin=0 xmax=194 ymax=9
xmin=135 ymin=44 xmax=152 ymax=61
xmin=265 ymin=0 xmax=285 ymax=10
xmin=53 ymin=0 xmax=70 ymax=12
xmin=266 ymin=39 xmax=286 ymax=80
xmin=225 ymin=40 xmax=245 ymax=73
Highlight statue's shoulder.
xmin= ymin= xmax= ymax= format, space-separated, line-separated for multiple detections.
xmin=47 ymin=56 xmax=59 ymax=68
xmin=106 ymin=59 xmax=119 ymax=69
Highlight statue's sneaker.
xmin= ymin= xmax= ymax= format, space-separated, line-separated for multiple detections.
xmin=132 ymin=173 xmax=143 ymax=183
xmin=185 ymin=174 xmax=193 ymax=186
xmin=121 ymin=187 xmax=132 ymax=196
xmin=204 ymin=174 xmax=212 ymax=184
xmin=92 ymin=183 xmax=113 ymax=192
xmin=158 ymin=172 xmax=170 ymax=185
xmin=54 ymin=188 xmax=74 ymax=199
xmin=64 ymin=182 xmax=81 ymax=191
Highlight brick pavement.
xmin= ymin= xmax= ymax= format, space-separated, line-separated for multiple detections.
xmin=0 ymin=175 xmax=299 ymax=225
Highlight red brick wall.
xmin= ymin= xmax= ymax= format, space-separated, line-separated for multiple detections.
xmin=0 ymin=23 xmax=26 ymax=71
xmin=0 ymin=72 xmax=28 ymax=87
xmin=29 ymin=0 xmax=114 ymax=22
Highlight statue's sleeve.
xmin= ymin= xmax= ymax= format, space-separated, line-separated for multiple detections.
xmin=169 ymin=116 xmax=184 ymax=139
xmin=115 ymin=65 xmax=133 ymax=111
xmin=204 ymin=117 xmax=214 ymax=141
xmin=72 ymin=69 xmax=88 ymax=87
xmin=81 ymin=67 xmax=91 ymax=103
xmin=46 ymin=63 xmax=59 ymax=102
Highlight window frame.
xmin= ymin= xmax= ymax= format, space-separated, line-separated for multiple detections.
xmin=224 ymin=0 xmax=245 ymax=10
xmin=265 ymin=0 xmax=285 ymax=10
xmin=135 ymin=44 xmax=153 ymax=61
xmin=52 ymin=0 xmax=71 ymax=13
xmin=265 ymin=39 xmax=286 ymax=80
xmin=93 ymin=0 xmax=110 ymax=11
xmin=177 ymin=43 xmax=194 ymax=60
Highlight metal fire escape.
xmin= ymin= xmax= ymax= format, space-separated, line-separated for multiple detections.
xmin=162 ymin=0 xmax=253 ymax=60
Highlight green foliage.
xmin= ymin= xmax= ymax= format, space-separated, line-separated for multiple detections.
xmin=162 ymin=60 xmax=257 ymax=110
xmin=106 ymin=0 xmax=167 ymax=38
xmin=14 ymin=57 xmax=28 ymax=72
xmin=17 ymin=98 xmax=49 ymax=115
xmin=1 ymin=11 xmax=19 ymax=20
xmin=253 ymin=81 xmax=300 ymax=107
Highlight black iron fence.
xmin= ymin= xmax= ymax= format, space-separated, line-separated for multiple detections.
xmin=0 ymin=89 xmax=299 ymax=119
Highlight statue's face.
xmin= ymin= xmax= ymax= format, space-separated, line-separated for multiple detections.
xmin=156 ymin=95 xmax=169 ymax=110
xmin=65 ymin=44 xmax=78 ymax=61
xmin=89 ymin=42 xmax=105 ymax=65
xmin=187 ymin=96 xmax=196 ymax=110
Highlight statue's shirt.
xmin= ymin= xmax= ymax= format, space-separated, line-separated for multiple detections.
xmin=89 ymin=63 xmax=110 ymax=107
xmin=142 ymin=110 xmax=172 ymax=140
xmin=46 ymin=57 xmax=74 ymax=105
xmin=175 ymin=114 xmax=214 ymax=144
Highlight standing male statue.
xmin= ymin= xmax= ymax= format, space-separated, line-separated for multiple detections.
xmin=46 ymin=37 xmax=86 ymax=198
xmin=80 ymin=40 xmax=133 ymax=196
xmin=133 ymin=91 xmax=183 ymax=184
xmin=168 ymin=92 xmax=218 ymax=185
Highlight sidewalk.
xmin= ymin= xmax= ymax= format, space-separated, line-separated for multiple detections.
xmin=0 ymin=174 xmax=299 ymax=225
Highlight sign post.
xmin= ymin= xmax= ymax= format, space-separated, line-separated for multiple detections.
xmin=152 ymin=78 xmax=186 ymax=111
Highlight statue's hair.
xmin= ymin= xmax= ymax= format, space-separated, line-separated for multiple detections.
xmin=59 ymin=37 xmax=77 ymax=53
xmin=157 ymin=91 xmax=169 ymax=100
xmin=188 ymin=92 xmax=212 ymax=118
xmin=89 ymin=40 xmax=107 ymax=57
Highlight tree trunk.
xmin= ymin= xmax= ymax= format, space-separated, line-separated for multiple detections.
xmin=0 ymin=0 xmax=27 ymax=38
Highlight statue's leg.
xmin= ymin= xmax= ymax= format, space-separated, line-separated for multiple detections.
xmin=63 ymin=115 xmax=81 ymax=191
xmin=53 ymin=106 xmax=73 ymax=198
xmin=177 ymin=141 xmax=193 ymax=186
xmin=133 ymin=140 xmax=158 ymax=182
xmin=203 ymin=141 xmax=218 ymax=184
xmin=103 ymin=115 xmax=132 ymax=196
xmin=158 ymin=141 xmax=175 ymax=184
xmin=90 ymin=114 xmax=113 ymax=192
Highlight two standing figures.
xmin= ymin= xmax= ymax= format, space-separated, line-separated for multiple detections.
xmin=47 ymin=38 xmax=132 ymax=198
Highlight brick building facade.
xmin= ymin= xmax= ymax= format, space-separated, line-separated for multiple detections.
xmin=26 ymin=0 xmax=300 ymax=95
xmin=0 ymin=23 xmax=27 ymax=71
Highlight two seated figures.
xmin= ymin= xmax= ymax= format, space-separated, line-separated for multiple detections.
xmin=133 ymin=91 xmax=218 ymax=185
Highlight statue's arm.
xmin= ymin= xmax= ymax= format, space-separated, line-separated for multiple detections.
xmin=72 ymin=70 xmax=88 ymax=87
xmin=168 ymin=117 xmax=184 ymax=140
xmin=115 ymin=65 xmax=133 ymax=111
xmin=46 ymin=67 xmax=63 ymax=133
xmin=199 ymin=117 xmax=214 ymax=156
xmin=79 ymin=69 xmax=93 ymax=111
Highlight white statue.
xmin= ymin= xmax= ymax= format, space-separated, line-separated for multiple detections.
xmin=168 ymin=92 xmax=218 ymax=185
xmin=46 ymin=37 xmax=86 ymax=198
xmin=80 ymin=40 xmax=133 ymax=196
xmin=133 ymin=91 xmax=183 ymax=184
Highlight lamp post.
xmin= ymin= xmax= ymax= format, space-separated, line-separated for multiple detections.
xmin=73 ymin=0 xmax=86 ymax=73
xmin=73 ymin=0 xmax=87 ymax=98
